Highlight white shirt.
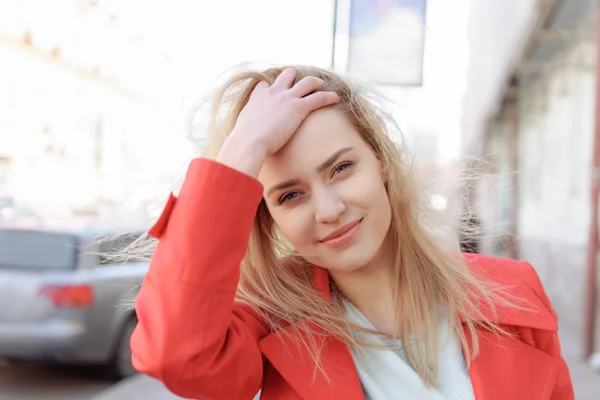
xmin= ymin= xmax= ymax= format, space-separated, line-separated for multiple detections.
xmin=343 ymin=300 xmax=476 ymax=400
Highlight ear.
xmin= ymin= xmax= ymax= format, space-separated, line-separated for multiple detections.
xmin=376 ymin=156 xmax=389 ymax=185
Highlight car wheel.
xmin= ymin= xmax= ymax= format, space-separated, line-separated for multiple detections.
xmin=109 ymin=315 xmax=138 ymax=379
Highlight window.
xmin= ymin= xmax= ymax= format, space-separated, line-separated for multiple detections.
xmin=0 ymin=229 xmax=78 ymax=270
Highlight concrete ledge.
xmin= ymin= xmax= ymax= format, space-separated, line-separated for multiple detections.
xmin=93 ymin=374 xmax=261 ymax=400
xmin=92 ymin=375 xmax=187 ymax=400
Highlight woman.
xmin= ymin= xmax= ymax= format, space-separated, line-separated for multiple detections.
xmin=130 ymin=66 xmax=574 ymax=399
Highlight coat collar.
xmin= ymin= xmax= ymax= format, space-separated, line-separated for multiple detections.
xmin=466 ymin=328 xmax=560 ymax=400
xmin=259 ymin=259 xmax=560 ymax=400
xmin=259 ymin=266 xmax=365 ymax=399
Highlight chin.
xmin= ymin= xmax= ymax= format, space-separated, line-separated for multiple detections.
xmin=317 ymin=245 xmax=380 ymax=273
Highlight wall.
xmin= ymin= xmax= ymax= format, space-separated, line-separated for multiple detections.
xmin=462 ymin=0 xmax=539 ymax=154
xmin=0 ymin=40 xmax=184 ymax=223
xmin=477 ymin=119 xmax=513 ymax=256
xmin=516 ymin=39 xmax=596 ymax=334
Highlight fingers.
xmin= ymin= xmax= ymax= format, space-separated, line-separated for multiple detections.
xmin=289 ymin=76 xmax=325 ymax=98
xmin=271 ymin=68 xmax=297 ymax=89
xmin=255 ymin=81 xmax=270 ymax=90
xmin=302 ymin=91 xmax=340 ymax=111
xmin=255 ymin=68 xmax=339 ymax=113
xmin=250 ymin=80 xmax=270 ymax=98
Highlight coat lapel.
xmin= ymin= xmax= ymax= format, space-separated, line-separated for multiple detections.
xmin=467 ymin=328 xmax=560 ymax=400
xmin=259 ymin=266 xmax=365 ymax=400
xmin=464 ymin=256 xmax=561 ymax=400
xmin=259 ymin=323 xmax=365 ymax=400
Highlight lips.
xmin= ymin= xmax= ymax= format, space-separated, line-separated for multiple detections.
xmin=319 ymin=218 xmax=363 ymax=247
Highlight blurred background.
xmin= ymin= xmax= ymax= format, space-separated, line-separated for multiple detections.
xmin=0 ymin=0 xmax=599 ymax=399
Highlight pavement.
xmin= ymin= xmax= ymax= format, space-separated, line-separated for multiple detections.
xmin=92 ymin=374 xmax=260 ymax=400
xmin=93 ymin=326 xmax=599 ymax=400
xmin=92 ymin=374 xmax=186 ymax=400
xmin=0 ymin=361 xmax=112 ymax=400
xmin=558 ymin=326 xmax=600 ymax=400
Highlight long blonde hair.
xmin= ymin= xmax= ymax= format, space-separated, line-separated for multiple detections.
xmin=198 ymin=65 xmax=508 ymax=386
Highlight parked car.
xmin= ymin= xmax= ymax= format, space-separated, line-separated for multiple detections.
xmin=0 ymin=226 xmax=149 ymax=378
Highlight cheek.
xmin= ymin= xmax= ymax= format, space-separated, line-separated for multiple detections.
xmin=371 ymin=179 xmax=392 ymax=223
xmin=345 ymin=171 xmax=392 ymax=235
xmin=343 ymin=168 xmax=389 ymax=211
xmin=270 ymin=208 xmax=315 ymax=249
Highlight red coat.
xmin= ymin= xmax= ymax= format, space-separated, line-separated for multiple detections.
xmin=131 ymin=158 xmax=574 ymax=400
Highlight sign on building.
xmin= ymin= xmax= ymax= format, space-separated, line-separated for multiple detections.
xmin=333 ymin=0 xmax=427 ymax=86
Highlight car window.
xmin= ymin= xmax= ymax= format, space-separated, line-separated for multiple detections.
xmin=0 ymin=229 xmax=78 ymax=270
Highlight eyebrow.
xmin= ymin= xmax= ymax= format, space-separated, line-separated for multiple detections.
xmin=266 ymin=178 xmax=301 ymax=197
xmin=266 ymin=147 xmax=355 ymax=197
xmin=316 ymin=146 xmax=354 ymax=173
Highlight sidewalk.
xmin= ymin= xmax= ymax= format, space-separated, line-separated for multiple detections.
xmin=92 ymin=374 xmax=186 ymax=400
xmin=94 ymin=326 xmax=599 ymax=400
xmin=92 ymin=374 xmax=260 ymax=400
xmin=558 ymin=326 xmax=600 ymax=400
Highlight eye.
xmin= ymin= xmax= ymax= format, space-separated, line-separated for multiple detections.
xmin=331 ymin=161 xmax=353 ymax=177
xmin=278 ymin=191 xmax=301 ymax=205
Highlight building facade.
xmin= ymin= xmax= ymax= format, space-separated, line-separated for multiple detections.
xmin=463 ymin=0 xmax=600 ymax=358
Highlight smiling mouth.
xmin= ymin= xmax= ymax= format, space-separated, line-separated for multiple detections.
xmin=320 ymin=218 xmax=363 ymax=248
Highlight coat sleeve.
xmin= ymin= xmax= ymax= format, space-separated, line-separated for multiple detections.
xmin=130 ymin=158 xmax=268 ymax=400
xmin=521 ymin=261 xmax=575 ymax=400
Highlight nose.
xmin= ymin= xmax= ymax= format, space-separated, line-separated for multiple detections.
xmin=314 ymin=187 xmax=346 ymax=223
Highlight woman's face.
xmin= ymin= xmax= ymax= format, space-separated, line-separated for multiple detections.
xmin=258 ymin=108 xmax=392 ymax=273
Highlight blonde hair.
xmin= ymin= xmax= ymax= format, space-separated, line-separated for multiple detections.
xmin=197 ymin=65 xmax=510 ymax=386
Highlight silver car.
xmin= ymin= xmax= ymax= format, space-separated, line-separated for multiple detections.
xmin=0 ymin=226 xmax=148 ymax=378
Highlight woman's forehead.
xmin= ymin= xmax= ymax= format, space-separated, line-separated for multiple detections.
xmin=259 ymin=109 xmax=366 ymax=180
xmin=274 ymin=109 xmax=364 ymax=163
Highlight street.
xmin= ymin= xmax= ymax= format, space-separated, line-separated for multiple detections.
xmin=0 ymin=360 xmax=113 ymax=400
xmin=558 ymin=327 xmax=600 ymax=400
